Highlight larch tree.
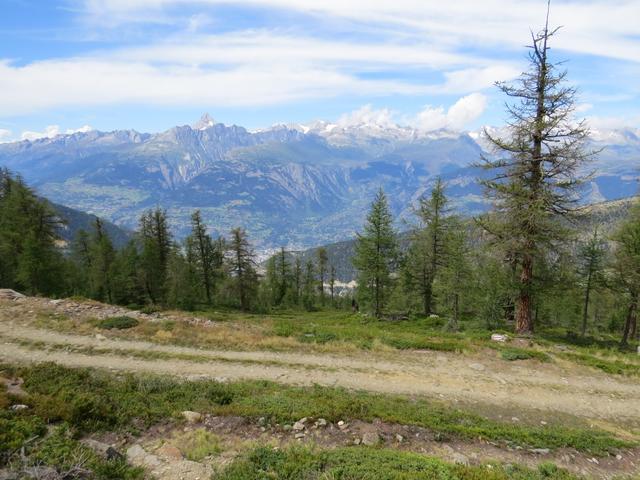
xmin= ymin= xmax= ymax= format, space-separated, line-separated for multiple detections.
xmin=90 ymin=218 xmax=115 ymax=303
xmin=439 ymin=222 xmax=471 ymax=332
xmin=186 ymin=210 xmax=222 ymax=304
xmin=317 ymin=247 xmax=328 ymax=305
xmin=406 ymin=177 xmax=450 ymax=315
xmin=302 ymin=259 xmax=316 ymax=311
xmin=293 ymin=256 xmax=302 ymax=306
xmin=577 ymin=227 xmax=607 ymax=337
xmin=139 ymin=208 xmax=172 ymax=304
xmin=353 ymin=188 xmax=397 ymax=318
xmin=227 ymin=227 xmax=257 ymax=311
xmin=329 ymin=264 xmax=336 ymax=305
xmin=612 ymin=203 xmax=640 ymax=347
xmin=478 ymin=4 xmax=594 ymax=334
xmin=276 ymin=246 xmax=291 ymax=305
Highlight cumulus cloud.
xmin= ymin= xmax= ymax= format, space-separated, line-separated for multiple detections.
xmin=19 ymin=125 xmax=93 ymax=141
xmin=0 ymin=129 xmax=12 ymax=142
xmin=21 ymin=125 xmax=61 ymax=141
xmin=587 ymin=114 xmax=640 ymax=131
xmin=338 ymin=105 xmax=396 ymax=129
xmin=416 ymin=93 xmax=487 ymax=131
xmin=66 ymin=125 xmax=94 ymax=134
xmin=336 ymin=94 xmax=487 ymax=132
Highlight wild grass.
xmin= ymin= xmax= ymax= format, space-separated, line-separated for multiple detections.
xmin=218 ymin=445 xmax=580 ymax=480
xmin=169 ymin=428 xmax=223 ymax=461
xmin=27 ymin=302 xmax=640 ymax=374
xmin=1 ymin=362 xmax=632 ymax=455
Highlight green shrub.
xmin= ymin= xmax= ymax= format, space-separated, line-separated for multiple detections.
xmin=501 ymin=348 xmax=550 ymax=362
xmin=297 ymin=332 xmax=338 ymax=344
xmin=97 ymin=316 xmax=139 ymax=330
xmin=0 ymin=412 xmax=47 ymax=462
xmin=384 ymin=337 xmax=462 ymax=352
xmin=14 ymin=362 xmax=632 ymax=455
xmin=33 ymin=425 xmax=144 ymax=479
xmin=272 ymin=321 xmax=295 ymax=337
xmin=219 ymin=445 xmax=581 ymax=480
xmin=559 ymin=352 xmax=640 ymax=376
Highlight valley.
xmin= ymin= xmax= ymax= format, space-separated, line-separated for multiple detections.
xmin=1 ymin=115 xmax=638 ymax=249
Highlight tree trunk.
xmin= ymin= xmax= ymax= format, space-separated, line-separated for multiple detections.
xmin=621 ymin=292 xmax=638 ymax=347
xmin=515 ymin=254 xmax=533 ymax=334
xmin=581 ymin=269 xmax=593 ymax=337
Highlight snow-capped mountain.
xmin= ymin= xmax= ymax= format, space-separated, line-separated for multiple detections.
xmin=0 ymin=113 xmax=637 ymax=249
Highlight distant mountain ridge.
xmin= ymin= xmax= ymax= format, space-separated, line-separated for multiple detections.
xmin=49 ymin=200 xmax=132 ymax=249
xmin=0 ymin=114 xmax=637 ymax=250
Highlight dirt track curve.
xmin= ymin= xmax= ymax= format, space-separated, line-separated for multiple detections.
xmin=1 ymin=298 xmax=639 ymax=425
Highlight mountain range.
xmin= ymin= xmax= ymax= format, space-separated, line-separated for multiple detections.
xmin=0 ymin=113 xmax=638 ymax=250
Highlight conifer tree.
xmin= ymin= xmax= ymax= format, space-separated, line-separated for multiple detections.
xmin=89 ymin=218 xmax=115 ymax=303
xmin=353 ymin=188 xmax=397 ymax=318
xmin=186 ymin=210 xmax=222 ymax=304
xmin=612 ymin=203 xmax=640 ymax=346
xmin=293 ymin=256 xmax=302 ymax=305
xmin=406 ymin=178 xmax=450 ymax=315
xmin=0 ymin=170 xmax=65 ymax=295
xmin=276 ymin=247 xmax=291 ymax=305
xmin=577 ymin=227 xmax=607 ymax=336
xmin=227 ymin=228 xmax=257 ymax=311
xmin=166 ymin=249 xmax=200 ymax=310
xmin=329 ymin=265 xmax=336 ymax=305
xmin=139 ymin=208 xmax=172 ymax=304
xmin=110 ymin=240 xmax=143 ymax=306
xmin=317 ymin=247 xmax=328 ymax=305
xmin=478 ymin=5 xmax=594 ymax=334
xmin=302 ymin=259 xmax=316 ymax=311
xmin=438 ymin=223 xmax=471 ymax=331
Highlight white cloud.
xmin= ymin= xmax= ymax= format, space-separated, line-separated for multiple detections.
xmin=338 ymin=105 xmax=396 ymax=129
xmin=80 ymin=1 xmax=640 ymax=63
xmin=587 ymin=115 xmax=640 ymax=131
xmin=0 ymin=129 xmax=12 ymax=142
xmin=0 ymin=29 xmax=513 ymax=116
xmin=336 ymin=94 xmax=487 ymax=132
xmin=21 ymin=125 xmax=61 ymax=141
xmin=66 ymin=125 xmax=94 ymax=134
xmin=416 ymin=93 xmax=487 ymax=131
xmin=19 ymin=124 xmax=93 ymax=141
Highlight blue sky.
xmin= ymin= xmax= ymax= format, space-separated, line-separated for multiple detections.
xmin=0 ymin=0 xmax=639 ymax=141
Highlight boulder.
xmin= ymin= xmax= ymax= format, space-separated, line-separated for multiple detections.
xmin=361 ymin=431 xmax=381 ymax=446
xmin=0 ymin=289 xmax=25 ymax=300
xmin=491 ymin=333 xmax=508 ymax=342
xmin=530 ymin=448 xmax=550 ymax=455
xmin=292 ymin=421 xmax=306 ymax=431
xmin=181 ymin=411 xmax=202 ymax=424
xmin=469 ymin=363 xmax=486 ymax=372
xmin=157 ymin=444 xmax=183 ymax=461
xmin=451 ymin=452 xmax=469 ymax=465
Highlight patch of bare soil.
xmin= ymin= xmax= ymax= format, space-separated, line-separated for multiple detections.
xmin=83 ymin=415 xmax=639 ymax=480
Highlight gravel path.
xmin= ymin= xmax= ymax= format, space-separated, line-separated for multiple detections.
xmin=1 ymin=307 xmax=639 ymax=424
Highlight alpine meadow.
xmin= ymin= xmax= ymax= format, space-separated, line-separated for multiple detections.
xmin=1 ymin=1 xmax=640 ymax=479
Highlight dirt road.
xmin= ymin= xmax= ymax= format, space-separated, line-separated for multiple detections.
xmin=1 ymin=299 xmax=639 ymax=425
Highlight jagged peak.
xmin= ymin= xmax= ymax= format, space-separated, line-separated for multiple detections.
xmin=192 ymin=113 xmax=216 ymax=130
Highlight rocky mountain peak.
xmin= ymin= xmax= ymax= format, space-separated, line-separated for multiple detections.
xmin=192 ymin=113 xmax=216 ymax=130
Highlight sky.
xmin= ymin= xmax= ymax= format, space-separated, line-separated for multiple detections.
xmin=0 ymin=0 xmax=639 ymax=142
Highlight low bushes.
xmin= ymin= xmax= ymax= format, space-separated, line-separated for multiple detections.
xmin=97 ymin=316 xmax=139 ymax=330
